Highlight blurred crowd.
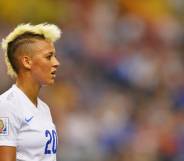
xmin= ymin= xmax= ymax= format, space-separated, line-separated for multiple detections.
xmin=0 ymin=0 xmax=184 ymax=161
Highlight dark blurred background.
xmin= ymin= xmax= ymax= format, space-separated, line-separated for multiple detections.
xmin=0 ymin=0 xmax=184 ymax=161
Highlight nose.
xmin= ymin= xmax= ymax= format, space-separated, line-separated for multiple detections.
xmin=53 ymin=57 xmax=60 ymax=68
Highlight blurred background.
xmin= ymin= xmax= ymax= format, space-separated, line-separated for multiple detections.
xmin=0 ymin=0 xmax=184 ymax=161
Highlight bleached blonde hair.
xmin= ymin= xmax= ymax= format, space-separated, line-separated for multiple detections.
xmin=1 ymin=23 xmax=62 ymax=78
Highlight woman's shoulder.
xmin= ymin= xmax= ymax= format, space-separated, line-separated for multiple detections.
xmin=0 ymin=87 xmax=23 ymax=122
xmin=0 ymin=86 xmax=19 ymax=110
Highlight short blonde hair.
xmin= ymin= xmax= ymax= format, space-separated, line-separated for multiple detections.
xmin=1 ymin=23 xmax=62 ymax=78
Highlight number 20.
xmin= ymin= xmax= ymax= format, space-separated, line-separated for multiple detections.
xmin=44 ymin=130 xmax=57 ymax=154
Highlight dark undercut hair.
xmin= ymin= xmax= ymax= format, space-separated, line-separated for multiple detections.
xmin=7 ymin=32 xmax=45 ymax=73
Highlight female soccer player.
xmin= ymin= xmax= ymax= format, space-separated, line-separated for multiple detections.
xmin=0 ymin=23 xmax=61 ymax=161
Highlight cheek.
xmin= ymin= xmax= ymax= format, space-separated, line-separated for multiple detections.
xmin=31 ymin=60 xmax=51 ymax=77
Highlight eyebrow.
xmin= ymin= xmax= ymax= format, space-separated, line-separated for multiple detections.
xmin=46 ymin=51 xmax=56 ymax=55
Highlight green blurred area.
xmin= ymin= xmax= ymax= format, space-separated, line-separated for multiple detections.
xmin=0 ymin=0 xmax=183 ymax=24
xmin=0 ymin=0 xmax=67 ymax=23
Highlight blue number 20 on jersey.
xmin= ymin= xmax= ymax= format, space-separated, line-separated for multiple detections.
xmin=44 ymin=129 xmax=57 ymax=154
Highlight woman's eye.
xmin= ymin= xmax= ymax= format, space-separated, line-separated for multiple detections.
xmin=46 ymin=55 xmax=52 ymax=60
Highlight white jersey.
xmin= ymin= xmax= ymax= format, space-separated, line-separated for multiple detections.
xmin=0 ymin=84 xmax=58 ymax=161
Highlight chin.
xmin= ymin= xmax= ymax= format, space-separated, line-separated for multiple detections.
xmin=48 ymin=80 xmax=55 ymax=85
xmin=41 ymin=79 xmax=55 ymax=86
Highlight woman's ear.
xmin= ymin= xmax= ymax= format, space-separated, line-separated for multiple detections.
xmin=21 ymin=55 xmax=32 ymax=70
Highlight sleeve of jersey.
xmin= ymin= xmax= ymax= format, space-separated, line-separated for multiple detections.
xmin=0 ymin=101 xmax=21 ymax=147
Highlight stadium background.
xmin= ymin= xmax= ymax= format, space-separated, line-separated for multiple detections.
xmin=0 ymin=0 xmax=184 ymax=161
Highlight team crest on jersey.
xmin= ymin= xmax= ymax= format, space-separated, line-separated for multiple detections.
xmin=0 ymin=117 xmax=9 ymax=135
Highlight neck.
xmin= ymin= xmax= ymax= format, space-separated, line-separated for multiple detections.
xmin=16 ymin=74 xmax=40 ymax=107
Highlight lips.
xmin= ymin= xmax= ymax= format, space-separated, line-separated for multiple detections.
xmin=51 ymin=71 xmax=56 ymax=75
xmin=51 ymin=70 xmax=57 ymax=77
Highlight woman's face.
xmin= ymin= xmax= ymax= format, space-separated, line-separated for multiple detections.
xmin=30 ymin=40 xmax=60 ymax=85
